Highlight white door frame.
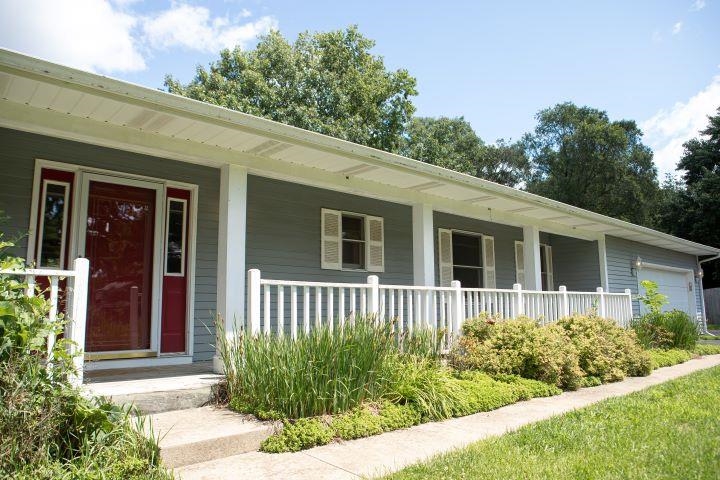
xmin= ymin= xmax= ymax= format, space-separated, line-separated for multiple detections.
xmin=637 ymin=261 xmax=696 ymax=316
xmin=76 ymin=172 xmax=165 ymax=356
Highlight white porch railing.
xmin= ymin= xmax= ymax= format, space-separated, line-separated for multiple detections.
xmin=0 ymin=258 xmax=90 ymax=386
xmin=246 ymin=269 xmax=634 ymax=342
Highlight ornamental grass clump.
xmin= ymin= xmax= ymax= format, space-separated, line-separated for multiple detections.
xmin=219 ymin=315 xmax=401 ymax=419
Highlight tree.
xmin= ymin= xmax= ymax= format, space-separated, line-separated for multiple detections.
xmin=400 ymin=116 xmax=529 ymax=187
xmin=656 ymin=107 xmax=720 ymax=284
xmin=165 ymin=26 xmax=417 ymax=153
xmin=523 ymin=102 xmax=659 ymax=225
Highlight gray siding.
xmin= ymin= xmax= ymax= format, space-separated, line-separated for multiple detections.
xmin=246 ymin=175 xmax=414 ymax=284
xmin=548 ymin=235 xmax=601 ymax=291
xmin=0 ymin=128 xmax=220 ymax=361
xmin=433 ymin=212 xmax=523 ymax=289
xmin=605 ymin=235 xmax=701 ymax=317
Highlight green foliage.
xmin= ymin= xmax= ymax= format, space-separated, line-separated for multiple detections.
xmin=523 ymin=102 xmax=659 ymax=226
xmin=260 ymin=418 xmax=334 ymax=453
xmin=647 ymin=348 xmax=694 ymax=369
xmin=694 ymin=344 xmax=720 ymax=356
xmin=384 ymin=367 xmax=720 ymax=480
xmin=491 ymin=374 xmax=562 ymax=399
xmin=166 ymin=26 xmax=417 ymax=153
xmin=637 ymin=280 xmax=668 ymax=315
xmin=450 ymin=317 xmax=583 ymax=390
xmin=220 ymin=315 xmax=416 ymax=418
xmin=0 ymin=237 xmax=170 ymax=479
xmin=632 ymin=309 xmax=699 ymax=350
xmin=655 ymin=107 xmax=720 ymax=282
xmin=557 ymin=315 xmax=652 ymax=381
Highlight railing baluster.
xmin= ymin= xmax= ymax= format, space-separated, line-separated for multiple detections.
xmin=290 ymin=286 xmax=297 ymax=339
xmin=407 ymin=291 xmax=413 ymax=334
xmin=315 ymin=287 xmax=322 ymax=329
xmin=398 ymin=289 xmax=405 ymax=334
xmin=277 ymin=286 xmax=284 ymax=336
xmin=338 ymin=288 xmax=345 ymax=330
xmin=26 ymin=274 xmax=35 ymax=297
xmin=47 ymin=276 xmax=59 ymax=362
xmin=327 ymin=287 xmax=334 ymax=332
xmin=303 ymin=286 xmax=310 ymax=333
xmin=361 ymin=288 xmax=367 ymax=316
xmin=350 ymin=287 xmax=356 ymax=317
xmin=263 ymin=284 xmax=271 ymax=335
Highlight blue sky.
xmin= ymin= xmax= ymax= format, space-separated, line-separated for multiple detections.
xmin=1 ymin=0 xmax=718 ymax=176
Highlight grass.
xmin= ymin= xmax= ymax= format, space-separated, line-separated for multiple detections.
xmin=383 ymin=366 xmax=720 ymax=480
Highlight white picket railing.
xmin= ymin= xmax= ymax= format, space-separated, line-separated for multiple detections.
xmin=0 ymin=258 xmax=90 ymax=386
xmin=246 ymin=269 xmax=635 ymax=340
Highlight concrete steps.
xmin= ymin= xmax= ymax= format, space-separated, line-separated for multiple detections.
xmin=146 ymin=406 xmax=276 ymax=469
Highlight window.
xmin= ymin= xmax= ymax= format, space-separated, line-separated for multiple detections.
xmin=165 ymin=198 xmax=187 ymax=275
xmin=341 ymin=215 xmax=365 ymax=270
xmin=438 ymin=229 xmax=496 ymax=288
xmin=37 ymin=181 xmax=69 ymax=268
xmin=514 ymin=242 xmax=553 ymax=290
xmin=321 ymin=209 xmax=384 ymax=272
xmin=452 ymin=233 xmax=483 ymax=288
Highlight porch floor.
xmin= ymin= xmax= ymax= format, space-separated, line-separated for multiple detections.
xmin=84 ymin=361 xmax=220 ymax=395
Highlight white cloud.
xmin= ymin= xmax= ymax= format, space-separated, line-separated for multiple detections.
xmin=142 ymin=4 xmax=277 ymax=52
xmin=651 ymin=30 xmax=663 ymax=43
xmin=642 ymin=76 xmax=720 ymax=176
xmin=690 ymin=0 xmax=706 ymax=11
xmin=0 ymin=1 xmax=277 ymax=74
xmin=672 ymin=21 xmax=683 ymax=35
xmin=0 ymin=0 xmax=145 ymax=73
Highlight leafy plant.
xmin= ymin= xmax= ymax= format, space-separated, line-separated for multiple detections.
xmin=637 ymin=280 xmax=668 ymax=315
xmin=647 ymin=348 xmax=694 ymax=369
xmin=632 ymin=310 xmax=699 ymax=350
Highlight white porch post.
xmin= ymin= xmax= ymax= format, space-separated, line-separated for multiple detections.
xmin=523 ymin=225 xmax=542 ymax=290
xmin=597 ymin=234 xmax=609 ymax=290
xmin=214 ymin=164 xmax=248 ymax=373
xmin=412 ymin=203 xmax=435 ymax=286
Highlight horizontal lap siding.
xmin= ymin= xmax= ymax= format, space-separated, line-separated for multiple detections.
xmin=0 ymin=128 xmax=220 ymax=361
xmin=433 ymin=212 xmax=523 ymax=289
xmin=548 ymin=235 xmax=601 ymax=292
xmin=246 ymin=175 xmax=413 ymax=284
xmin=605 ymin=235 xmax=701 ymax=317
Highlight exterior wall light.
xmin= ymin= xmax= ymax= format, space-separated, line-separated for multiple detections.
xmin=631 ymin=256 xmax=642 ymax=277
xmin=697 ymin=269 xmax=704 ymax=279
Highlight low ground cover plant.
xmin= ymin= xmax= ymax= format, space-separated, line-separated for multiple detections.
xmin=0 ymin=236 xmax=170 ymax=479
xmin=383 ymin=366 xmax=720 ymax=480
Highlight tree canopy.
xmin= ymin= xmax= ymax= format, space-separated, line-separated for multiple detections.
xmin=655 ymin=107 xmax=720 ymax=283
xmin=523 ymin=103 xmax=659 ymax=226
xmin=165 ymin=26 xmax=417 ymax=152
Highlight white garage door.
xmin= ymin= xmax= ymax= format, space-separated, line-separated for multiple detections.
xmin=638 ymin=267 xmax=694 ymax=316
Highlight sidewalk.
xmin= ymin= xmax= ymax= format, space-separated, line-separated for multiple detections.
xmin=177 ymin=355 xmax=720 ymax=480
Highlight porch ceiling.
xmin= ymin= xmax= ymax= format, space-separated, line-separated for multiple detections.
xmin=1 ymin=48 xmax=717 ymax=257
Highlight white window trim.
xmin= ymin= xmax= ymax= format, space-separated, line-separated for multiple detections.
xmin=36 ymin=179 xmax=70 ymax=270
xmin=322 ymin=208 xmax=384 ymax=273
xmin=443 ymin=229 xmax=491 ymax=288
xmin=164 ymin=197 xmax=188 ymax=277
xmin=515 ymin=241 xmax=554 ymax=290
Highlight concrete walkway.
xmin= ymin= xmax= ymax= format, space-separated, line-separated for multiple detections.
xmin=177 ymin=355 xmax=720 ymax=480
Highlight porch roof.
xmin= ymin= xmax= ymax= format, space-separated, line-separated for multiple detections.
xmin=1 ymin=48 xmax=717 ymax=257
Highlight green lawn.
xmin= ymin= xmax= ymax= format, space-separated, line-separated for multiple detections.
xmin=383 ymin=366 xmax=720 ymax=480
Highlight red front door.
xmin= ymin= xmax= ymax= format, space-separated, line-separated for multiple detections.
xmin=84 ymin=180 xmax=156 ymax=352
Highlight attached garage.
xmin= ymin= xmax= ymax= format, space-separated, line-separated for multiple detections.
xmin=638 ymin=264 xmax=696 ymax=316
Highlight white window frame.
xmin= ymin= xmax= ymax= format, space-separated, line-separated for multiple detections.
xmin=515 ymin=241 xmax=554 ymax=290
xmin=36 ymin=179 xmax=70 ymax=269
xmin=164 ymin=197 xmax=188 ymax=277
xmin=320 ymin=208 xmax=384 ymax=273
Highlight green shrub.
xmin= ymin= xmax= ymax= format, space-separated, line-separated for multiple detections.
xmin=648 ymin=348 xmax=693 ymax=369
xmin=694 ymin=344 xmax=720 ymax=355
xmin=557 ymin=315 xmax=652 ymax=381
xmin=450 ymin=318 xmax=583 ymax=390
xmin=220 ymin=315 xmax=401 ymax=418
xmin=637 ymin=280 xmax=668 ymax=315
xmin=0 ymin=235 xmax=169 ymax=479
xmin=632 ymin=310 xmax=699 ymax=350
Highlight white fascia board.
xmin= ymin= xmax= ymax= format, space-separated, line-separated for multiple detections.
xmin=1 ymin=48 xmax=718 ymax=258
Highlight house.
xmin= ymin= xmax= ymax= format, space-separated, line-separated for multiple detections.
xmin=1 ymin=48 xmax=717 ymax=375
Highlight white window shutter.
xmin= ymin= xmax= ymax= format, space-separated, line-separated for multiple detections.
xmin=482 ymin=235 xmax=496 ymax=288
xmin=438 ymin=228 xmax=453 ymax=287
xmin=544 ymin=245 xmax=554 ymax=290
xmin=366 ymin=215 xmax=385 ymax=272
xmin=515 ymin=241 xmax=525 ymax=287
xmin=321 ymin=208 xmax=342 ymax=270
